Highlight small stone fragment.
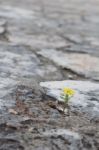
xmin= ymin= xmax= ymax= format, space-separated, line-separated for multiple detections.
xmin=6 ymin=122 xmax=22 ymax=130
xmin=8 ymin=109 xmax=18 ymax=115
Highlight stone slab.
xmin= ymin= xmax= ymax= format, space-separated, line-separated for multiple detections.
xmin=38 ymin=49 xmax=99 ymax=80
xmin=40 ymin=80 xmax=99 ymax=118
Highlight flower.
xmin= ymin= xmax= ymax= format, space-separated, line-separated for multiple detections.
xmin=63 ymin=87 xmax=75 ymax=97
xmin=60 ymin=87 xmax=75 ymax=113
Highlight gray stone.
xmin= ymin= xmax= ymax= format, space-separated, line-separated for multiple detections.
xmin=0 ymin=0 xmax=99 ymax=149
xmin=38 ymin=49 xmax=99 ymax=80
xmin=0 ymin=43 xmax=63 ymax=110
xmin=42 ymin=129 xmax=80 ymax=139
xmin=40 ymin=80 xmax=99 ymax=118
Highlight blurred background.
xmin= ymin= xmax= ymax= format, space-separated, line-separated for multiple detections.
xmin=0 ymin=0 xmax=99 ymax=84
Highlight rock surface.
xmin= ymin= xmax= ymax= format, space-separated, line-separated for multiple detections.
xmin=0 ymin=0 xmax=99 ymax=149
xmin=38 ymin=49 xmax=99 ymax=80
xmin=40 ymin=80 xmax=99 ymax=118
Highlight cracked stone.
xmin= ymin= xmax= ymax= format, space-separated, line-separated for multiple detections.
xmin=0 ymin=0 xmax=99 ymax=149
xmin=38 ymin=49 xmax=99 ymax=80
xmin=40 ymin=80 xmax=99 ymax=118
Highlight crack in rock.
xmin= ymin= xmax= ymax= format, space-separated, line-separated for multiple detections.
xmin=40 ymin=80 xmax=99 ymax=118
xmin=38 ymin=49 xmax=99 ymax=80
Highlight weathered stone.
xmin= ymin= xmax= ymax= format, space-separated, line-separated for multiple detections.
xmin=40 ymin=80 xmax=99 ymax=118
xmin=8 ymin=34 xmax=68 ymax=49
xmin=42 ymin=128 xmax=80 ymax=139
xmin=0 ymin=0 xmax=99 ymax=51
xmin=38 ymin=49 xmax=99 ymax=80
xmin=41 ymin=129 xmax=81 ymax=150
xmin=0 ymin=44 xmax=63 ymax=110
xmin=0 ymin=0 xmax=99 ymax=149
xmin=0 ymin=5 xmax=34 ymax=19
xmin=0 ymin=27 xmax=5 ymax=35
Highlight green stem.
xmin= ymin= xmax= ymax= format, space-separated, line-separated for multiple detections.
xmin=63 ymin=94 xmax=69 ymax=113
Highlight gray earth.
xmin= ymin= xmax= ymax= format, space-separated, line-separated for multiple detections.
xmin=0 ymin=0 xmax=99 ymax=149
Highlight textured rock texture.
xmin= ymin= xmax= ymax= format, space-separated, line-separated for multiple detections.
xmin=38 ymin=49 xmax=99 ymax=80
xmin=0 ymin=0 xmax=99 ymax=149
xmin=40 ymin=80 xmax=99 ymax=118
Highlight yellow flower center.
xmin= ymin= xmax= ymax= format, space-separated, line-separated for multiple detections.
xmin=63 ymin=87 xmax=75 ymax=96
